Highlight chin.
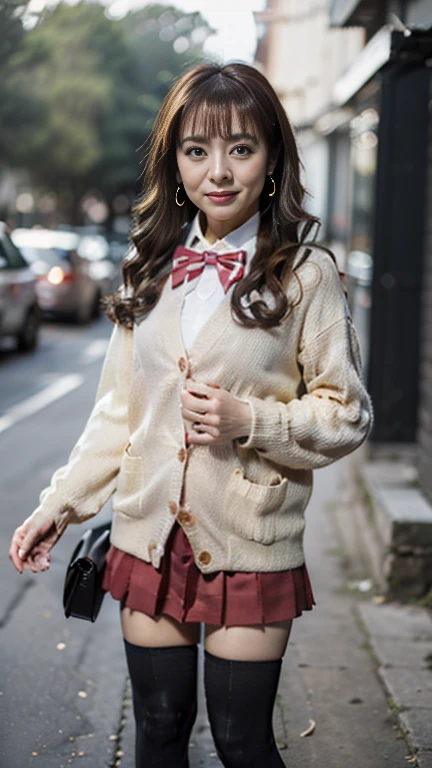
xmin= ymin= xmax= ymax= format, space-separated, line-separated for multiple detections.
xmin=202 ymin=200 xmax=244 ymax=217
xmin=207 ymin=209 xmax=240 ymax=219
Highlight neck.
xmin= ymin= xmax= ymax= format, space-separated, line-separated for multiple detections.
xmin=200 ymin=200 xmax=259 ymax=245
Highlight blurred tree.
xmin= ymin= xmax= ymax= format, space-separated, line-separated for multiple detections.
xmin=7 ymin=1 xmax=134 ymax=222
xmin=93 ymin=4 xmax=214 ymax=197
xmin=0 ymin=0 xmax=28 ymax=62
xmin=0 ymin=0 xmax=37 ymax=165
xmin=1 ymin=0 xmax=214 ymax=226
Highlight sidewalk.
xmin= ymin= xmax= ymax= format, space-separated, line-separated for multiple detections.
xmin=274 ymin=457 xmax=431 ymax=768
xmin=115 ymin=455 xmax=431 ymax=767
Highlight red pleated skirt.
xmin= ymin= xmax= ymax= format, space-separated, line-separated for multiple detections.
xmin=102 ymin=520 xmax=316 ymax=627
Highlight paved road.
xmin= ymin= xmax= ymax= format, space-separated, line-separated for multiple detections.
xmin=0 ymin=317 xmax=127 ymax=768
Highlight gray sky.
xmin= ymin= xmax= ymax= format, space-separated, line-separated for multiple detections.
xmin=26 ymin=0 xmax=267 ymax=63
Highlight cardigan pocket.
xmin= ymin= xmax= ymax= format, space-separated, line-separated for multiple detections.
xmin=222 ymin=467 xmax=290 ymax=545
xmin=112 ymin=443 xmax=143 ymax=518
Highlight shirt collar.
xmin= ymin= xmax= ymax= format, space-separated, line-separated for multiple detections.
xmin=185 ymin=208 xmax=260 ymax=255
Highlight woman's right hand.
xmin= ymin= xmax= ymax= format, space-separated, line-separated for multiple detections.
xmin=9 ymin=514 xmax=64 ymax=574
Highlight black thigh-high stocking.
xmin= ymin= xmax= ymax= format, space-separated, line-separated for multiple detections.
xmin=123 ymin=639 xmax=198 ymax=768
xmin=204 ymin=649 xmax=286 ymax=768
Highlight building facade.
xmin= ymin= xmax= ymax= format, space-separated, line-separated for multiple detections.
xmin=255 ymin=0 xmax=432 ymax=493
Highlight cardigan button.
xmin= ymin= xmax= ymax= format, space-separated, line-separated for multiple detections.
xmin=198 ymin=550 xmax=211 ymax=565
xmin=178 ymin=356 xmax=187 ymax=372
xmin=168 ymin=501 xmax=178 ymax=515
xmin=178 ymin=510 xmax=194 ymax=527
xmin=148 ymin=541 xmax=157 ymax=557
xmin=177 ymin=447 xmax=187 ymax=462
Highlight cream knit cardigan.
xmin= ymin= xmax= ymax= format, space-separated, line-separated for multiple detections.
xmin=29 ymin=243 xmax=374 ymax=573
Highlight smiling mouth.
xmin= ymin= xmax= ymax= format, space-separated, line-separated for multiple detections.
xmin=205 ymin=192 xmax=239 ymax=203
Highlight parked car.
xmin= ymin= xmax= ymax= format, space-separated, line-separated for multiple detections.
xmin=73 ymin=226 xmax=125 ymax=289
xmin=10 ymin=228 xmax=117 ymax=324
xmin=75 ymin=232 xmax=123 ymax=294
xmin=0 ymin=222 xmax=41 ymax=351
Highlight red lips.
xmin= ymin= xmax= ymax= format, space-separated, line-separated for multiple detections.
xmin=206 ymin=192 xmax=239 ymax=204
xmin=206 ymin=191 xmax=238 ymax=196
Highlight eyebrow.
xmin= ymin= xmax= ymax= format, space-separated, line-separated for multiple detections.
xmin=180 ymin=132 xmax=259 ymax=146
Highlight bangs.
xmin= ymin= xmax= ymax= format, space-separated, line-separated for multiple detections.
xmin=176 ymin=76 xmax=267 ymax=146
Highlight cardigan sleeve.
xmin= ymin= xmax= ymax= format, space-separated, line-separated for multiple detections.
xmin=236 ymin=252 xmax=374 ymax=470
xmin=27 ymin=321 xmax=133 ymax=535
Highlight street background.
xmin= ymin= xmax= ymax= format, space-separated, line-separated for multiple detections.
xmin=1 ymin=0 xmax=432 ymax=766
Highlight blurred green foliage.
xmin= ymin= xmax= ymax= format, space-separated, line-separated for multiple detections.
xmin=0 ymin=1 xmax=36 ymax=163
xmin=0 ymin=0 xmax=214 ymax=223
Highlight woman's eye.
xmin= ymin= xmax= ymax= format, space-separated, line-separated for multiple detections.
xmin=185 ymin=145 xmax=253 ymax=158
xmin=185 ymin=147 xmax=205 ymax=157
xmin=232 ymin=145 xmax=253 ymax=156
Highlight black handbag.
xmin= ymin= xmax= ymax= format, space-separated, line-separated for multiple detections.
xmin=63 ymin=520 xmax=111 ymax=622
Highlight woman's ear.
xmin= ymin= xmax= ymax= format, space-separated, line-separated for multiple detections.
xmin=268 ymin=144 xmax=280 ymax=175
xmin=176 ymin=170 xmax=182 ymax=185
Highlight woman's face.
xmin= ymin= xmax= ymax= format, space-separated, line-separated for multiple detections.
xmin=176 ymin=108 xmax=276 ymax=234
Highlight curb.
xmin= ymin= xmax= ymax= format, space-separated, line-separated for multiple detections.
xmin=354 ymin=600 xmax=432 ymax=766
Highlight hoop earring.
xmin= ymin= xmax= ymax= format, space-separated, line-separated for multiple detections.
xmin=176 ymin=184 xmax=185 ymax=207
xmin=268 ymin=175 xmax=276 ymax=197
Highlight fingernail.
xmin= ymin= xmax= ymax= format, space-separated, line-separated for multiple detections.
xmin=18 ymin=549 xmax=25 ymax=559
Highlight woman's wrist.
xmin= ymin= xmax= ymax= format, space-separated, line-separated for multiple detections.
xmin=235 ymin=400 xmax=253 ymax=440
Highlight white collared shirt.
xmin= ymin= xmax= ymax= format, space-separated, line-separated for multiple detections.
xmin=180 ymin=209 xmax=260 ymax=349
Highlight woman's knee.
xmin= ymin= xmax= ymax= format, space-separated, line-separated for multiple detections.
xmin=124 ymin=639 xmax=199 ymax=758
xmin=142 ymin=689 xmax=197 ymax=747
xmin=203 ymin=651 xmax=285 ymax=768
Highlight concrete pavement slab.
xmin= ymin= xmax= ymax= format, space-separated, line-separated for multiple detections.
xmin=378 ymin=666 xmax=432 ymax=709
xmin=399 ymin=708 xmax=432 ymax=751
xmin=418 ymin=753 xmax=432 ymax=768
xmin=356 ymin=600 xmax=432 ymax=761
xmin=361 ymin=637 xmax=432 ymax=669
xmin=358 ymin=603 xmax=432 ymax=642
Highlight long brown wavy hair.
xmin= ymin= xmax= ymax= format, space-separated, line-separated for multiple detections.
xmin=103 ymin=61 xmax=344 ymax=329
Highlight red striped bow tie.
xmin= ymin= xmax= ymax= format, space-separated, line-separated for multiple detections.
xmin=171 ymin=245 xmax=247 ymax=294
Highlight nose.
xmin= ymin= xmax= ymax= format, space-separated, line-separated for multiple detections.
xmin=208 ymin=153 xmax=232 ymax=184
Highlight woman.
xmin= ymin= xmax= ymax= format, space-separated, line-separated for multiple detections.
xmin=9 ymin=62 xmax=374 ymax=767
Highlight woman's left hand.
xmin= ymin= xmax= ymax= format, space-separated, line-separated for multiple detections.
xmin=180 ymin=379 xmax=252 ymax=445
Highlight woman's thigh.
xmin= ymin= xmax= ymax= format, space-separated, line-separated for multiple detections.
xmin=204 ymin=619 xmax=293 ymax=661
xmin=120 ymin=604 xmax=201 ymax=647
